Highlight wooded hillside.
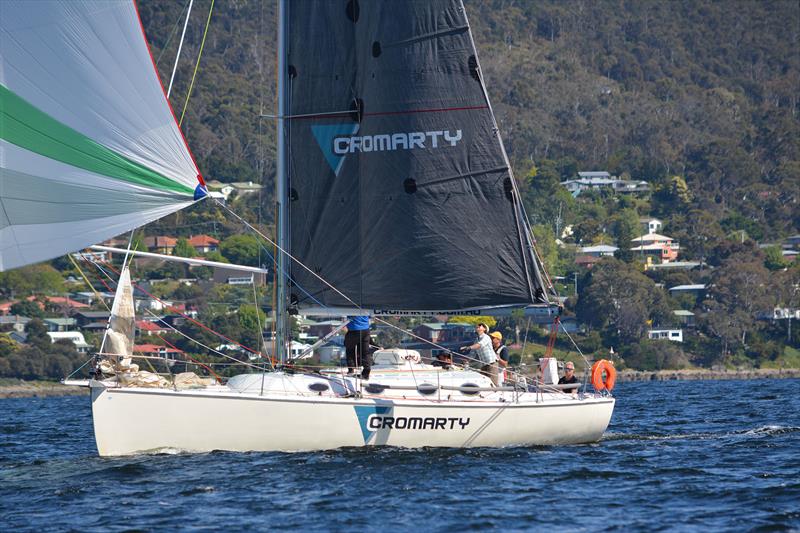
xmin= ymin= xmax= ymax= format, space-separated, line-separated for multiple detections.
xmin=139 ymin=0 xmax=799 ymax=241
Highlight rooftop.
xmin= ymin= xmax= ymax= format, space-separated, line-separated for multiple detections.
xmin=668 ymin=284 xmax=707 ymax=292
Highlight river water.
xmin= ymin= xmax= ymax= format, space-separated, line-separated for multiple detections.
xmin=1 ymin=379 xmax=798 ymax=531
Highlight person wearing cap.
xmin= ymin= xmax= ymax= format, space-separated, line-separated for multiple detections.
xmin=490 ymin=331 xmax=509 ymax=385
xmin=558 ymin=361 xmax=579 ymax=395
xmin=460 ymin=322 xmax=498 ymax=386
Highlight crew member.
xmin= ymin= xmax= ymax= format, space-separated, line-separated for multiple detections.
xmin=344 ymin=315 xmax=371 ymax=380
xmin=460 ymin=322 xmax=498 ymax=386
xmin=490 ymin=331 xmax=509 ymax=385
xmin=558 ymin=361 xmax=579 ymax=395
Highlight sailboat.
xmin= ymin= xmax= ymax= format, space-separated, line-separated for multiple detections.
xmin=1 ymin=0 xmax=615 ymax=455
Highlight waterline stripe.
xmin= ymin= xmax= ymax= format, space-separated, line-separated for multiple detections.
xmin=0 ymin=85 xmax=193 ymax=196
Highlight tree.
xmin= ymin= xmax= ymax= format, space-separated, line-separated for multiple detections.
xmin=220 ymin=234 xmax=261 ymax=266
xmin=448 ymin=316 xmax=497 ymax=329
xmin=25 ymin=319 xmax=52 ymax=351
xmin=701 ymin=256 xmax=771 ymax=359
xmin=0 ymin=265 xmax=64 ymax=297
xmin=610 ymin=209 xmax=639 ymax=262
xmin=577 ymin=258 xmax=672 ymax=343
xmin=238 ymin=304 xmax=267 ymax=332
xmin=10 ymin=300 xmax=44 ymax=319
xmin=531 ymin=224 xmax=558 ymax=275
xmin=174 ymin=237 xmax=196 ymax=258
xmin=764 ymin=246 xmax=789 ymax=271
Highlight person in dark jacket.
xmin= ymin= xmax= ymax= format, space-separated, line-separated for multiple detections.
xmin=558 ymin=361 xmax=579 ymax=395
xmin=344 ymin=315 xmax=371 ymax=379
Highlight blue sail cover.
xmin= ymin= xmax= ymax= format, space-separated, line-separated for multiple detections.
xmin=285 ymin=0 xmax=550 ymax=312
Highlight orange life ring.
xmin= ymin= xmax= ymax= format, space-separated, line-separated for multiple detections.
xmin=591 ymin=359 xmax=616 ymax=391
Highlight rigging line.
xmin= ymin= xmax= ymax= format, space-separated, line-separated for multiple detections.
xmin=166 ymin=0 xmax=195 ymax=98
xmin=142 ymin=308 xmax=269 ymax=371
xmin=250 ymin=279 xmax=274 ymax=371
xmin=214 ymin=198 xmax=360 ymax=310
xmin=94 ymin=259 xmax=264 ymax=357
xmin=155 ymin=0 xmax=192 ymax=67
xmin=64 ymin=355 xmax=95 ymax=381
xmin=215 ymin=199 xmax=490 ymax=369
xmin=178 ymin=0 xmax=214 ymax=126
xmin=68 ymin=254 xmax=110 ymax=312
xmin=511 ymin=188 xmax=537 ymax=302
xmin=155 ymin=333 xmax=223 ymax=382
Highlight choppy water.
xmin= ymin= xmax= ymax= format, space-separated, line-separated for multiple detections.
xmin=1 ymin=379 xmax=798 ymax=532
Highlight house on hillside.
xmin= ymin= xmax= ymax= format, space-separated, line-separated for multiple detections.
xmin=561 ymin=171 xmax=649 ymax=196
xmin=412 ymin=323 xmax=473 ymax=344
xmin=0 ymin=315 xmax=31 ymax=333
xmin=73 ymin=311 xmax=111 ymax=328
xmin=143 ymin=236 xmax=177 ymax=255
xmin=640 ymin=218 xmax=662 ymax=235
xmin=630 ymin=233 xmax=680 ymax=263
xmin=579 ymin=244 xmax=618 ymax=257
xmin=47 ymin=331 xmax=91 ymax=353
xmin=44 ymin=317 xmax=78 ymax=332
xmin=136 ymin=320 xmax=170 ymax=337
xmin=574 ymin=255 xmax=603 ymax=269
xmin=188 ymin=235 xmax=219 ymax=254
xmin=647 ymin=329 xmax=683 ymax=343
xmin=27 ymin=295 xmax=89 ymax=312
xmin=135 ymin=343 xmax=183 ymax=359
xmin=673 ymin=310 xmax=696 ymax=327
xmin=212 ymin=266 xmax=267 ymax=286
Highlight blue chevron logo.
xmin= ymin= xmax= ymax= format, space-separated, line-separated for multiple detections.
xmin=353 ymin=405 xmax=391 ymax=444
xmin=311 ymin=123 xmax=360 ymax=176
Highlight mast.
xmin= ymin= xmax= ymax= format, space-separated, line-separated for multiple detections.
xmin=275 ymin=0 xmax=289 ymax=363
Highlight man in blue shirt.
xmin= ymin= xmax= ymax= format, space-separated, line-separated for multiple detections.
xmin=344 ymin=315 xmax=371 ymax=379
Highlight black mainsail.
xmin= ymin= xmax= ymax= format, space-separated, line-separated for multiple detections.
xmin=283 ymin=0 xmax=552 ymax=314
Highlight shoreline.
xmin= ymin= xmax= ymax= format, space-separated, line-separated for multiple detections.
xmin=0 ymin=381 xmax=88 ymax=399
xmin=2 ymin=368 xmax=799 ymax=398
xmin=616 ymin=368 xmax=800 ymax=382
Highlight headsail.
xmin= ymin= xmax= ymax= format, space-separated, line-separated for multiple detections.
xmin=103 ymin=266 xmax=136 ymax=369
xmin=0 ymin=0 xmax=204 ymax=271
xmin=285 ymin=0 xmax=550 ymax=312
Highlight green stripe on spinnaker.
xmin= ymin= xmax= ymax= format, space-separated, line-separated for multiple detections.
xmin=0 ymin=85 xmax=194 ymax=196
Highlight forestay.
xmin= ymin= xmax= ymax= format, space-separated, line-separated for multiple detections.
xmin=0 ymin=0 xmax=204 ymax=271
xmin=285 ymin=0 xmax=550 ymax=312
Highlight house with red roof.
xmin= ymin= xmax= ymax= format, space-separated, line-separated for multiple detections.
xmin=134 ymin=344 xmax=184 ymax=358
xmin=188 ymin=235 xmax=220 ymax=254
xmin=135 ymin=320 xmax=170 ymax=337
xmin=143 ymin=236 xmax=177 ymax=254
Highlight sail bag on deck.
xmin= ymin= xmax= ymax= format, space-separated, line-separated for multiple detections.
xmin=0 ymin=0 xmax=203 ymax=271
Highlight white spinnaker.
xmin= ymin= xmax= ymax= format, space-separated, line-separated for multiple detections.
xmin=0 ymin=0 xmax=202 ymax=271
xmin=0 ymin=0 xmax=197 ymax=187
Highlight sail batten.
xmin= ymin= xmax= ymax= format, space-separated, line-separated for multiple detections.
xmin=0 ymin=0 xmax=202 ymax=271
xmin=286 ymin=0 xmax=549 ymax=312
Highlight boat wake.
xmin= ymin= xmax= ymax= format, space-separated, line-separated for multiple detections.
xmin=603 ymin=425 xmax=800 ymax=442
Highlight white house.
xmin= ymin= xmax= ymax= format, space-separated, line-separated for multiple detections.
xmin=647 ymin=329 xmax=683 ymax=342
xmin=579 ymin=244 xmax=618 ymax=257
xmin=640 ymin=218 xmax=663 ymax=235
xmin=47 ymin=331 xmax=91 ymax=353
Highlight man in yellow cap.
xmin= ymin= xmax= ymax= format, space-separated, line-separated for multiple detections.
xmin=490 ymin=331 xmax=509 ymax=385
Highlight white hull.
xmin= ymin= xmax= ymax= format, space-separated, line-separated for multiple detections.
xmin=87 ymin=371 xmax=615 ymax=456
